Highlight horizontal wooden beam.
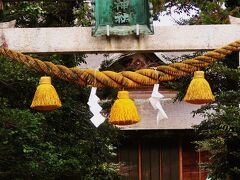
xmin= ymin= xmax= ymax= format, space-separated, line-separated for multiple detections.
xmin=1 ymin=25 xmax=240 ymax=53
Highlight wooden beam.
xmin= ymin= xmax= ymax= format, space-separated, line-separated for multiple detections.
xmin=1 ymin=25 xmax=240 ymax=53
xmin=229 ymin=15 xmax=240 ymax=24
xmin=0 ymin=20 xmax=16 ymax=28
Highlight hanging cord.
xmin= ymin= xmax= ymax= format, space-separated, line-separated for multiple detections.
xmin=94 ymin=69 xmax=97 ymax=87
xmin=152 ymin=67 xmax=159 ymax=83
xmin=0 ymin=40 xmax=239 ymax=88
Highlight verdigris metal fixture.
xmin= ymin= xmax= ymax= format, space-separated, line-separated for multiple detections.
xmin=91 ymin=0 xmax=154 ymax=36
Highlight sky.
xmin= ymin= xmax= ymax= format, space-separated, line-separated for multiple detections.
xmin=154 ymin=6 xmax=198 ymax=26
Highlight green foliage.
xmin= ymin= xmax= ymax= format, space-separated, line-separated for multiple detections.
xmin=1 ymin=1 xmax=91 ymax=27
xmin=151 ymin=0 xmax=240 ymax=24
xmin=226 ymin=0 xmax=240 ymax=9
xmin=194 ymin=105 xmax=240 ymax=179
xmin=170 ymin=53 xmax=240 ymax=179
xmin=1 ymin=1 xmax=239 ymax=179
xmin=0 ymin=1 xmax=122 ymax=179
xmin=193 ymin=59 xmax=240 ymax=180
xmin=0 ymin=54 xmax=122 ymax=180
xmin=163 ymin=1 xmax=240 ymax=178
xmin=0 ymin=107 xmax=45 ymax=179
xmin=198 ymin=2 xmax=229 ymax=24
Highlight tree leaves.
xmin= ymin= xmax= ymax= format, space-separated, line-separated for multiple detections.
xmin=0 ymin=1 xmax=122 ymax=179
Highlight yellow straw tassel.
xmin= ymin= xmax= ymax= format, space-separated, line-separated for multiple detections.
xmin=109 ymin=91 xmax=140 ymax=125
xmin=31 ymin=76 xmax=62 ymax=111
xmin=184 ymin=71 xmax=215 ymax=104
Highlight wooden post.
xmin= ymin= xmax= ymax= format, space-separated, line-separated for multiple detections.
xmin=0 ymin=0 xmax=3 ymax=10
xmin=0 ymin=0 xmax=3 ymax=21
xmin=136 ymin=24 xmax=140 ymax=36
xmin=179 ymin=140 xmax=183 ymax=180
xmin=198 ymin=151 xmax=201 ymax=180
xmin=138 ymin=143 xmax=142 ymax=180
xmin=238 ymin=51 xmax=240 ymax=68
xmin=159 ymin=144 xmax=162 ymax=180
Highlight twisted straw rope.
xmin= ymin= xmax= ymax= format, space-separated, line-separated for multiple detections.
xmin=0 ymin=40 xmax=240 ymax=88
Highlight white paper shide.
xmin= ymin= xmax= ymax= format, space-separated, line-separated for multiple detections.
xmin=87 ymin=87 xmax=105 ymax=127
xmin=149 ymin=84 xmax=168 ymax=125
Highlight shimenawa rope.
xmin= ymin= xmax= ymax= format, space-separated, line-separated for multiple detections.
xmin=0 ymin=40 xmax=239 ymax=88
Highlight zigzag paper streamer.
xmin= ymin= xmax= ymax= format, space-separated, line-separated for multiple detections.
xmin=87 ymin=87 xmax=105 ymax=127
xmin=149 ymin=84 xmax=168 ymax=126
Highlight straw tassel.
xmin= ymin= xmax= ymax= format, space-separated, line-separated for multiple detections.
xmin=184 ymin=71 xmax=215 ymax=104
xmin=109 ymin=91 xmax=140 ymax=125
xmin=31 ymin=76 xmax=62 ymax=111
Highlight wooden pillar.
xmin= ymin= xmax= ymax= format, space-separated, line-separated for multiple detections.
xmin=0 ymin=0 xmax=3 ymax=10
xmin=138 ymin=143 xmax=142 ymax=180
xmin=160 ymin=144 xmax=162 ymax=180
xmin=238 ymin=51 xmax=240 ymax=68
xmin=198 ymin=151 xmax=201 ymax=180
xmin=179 ymin=140 xmax=183 ymax=180
xmin=0 ymin=0 xmax=3 ymax=21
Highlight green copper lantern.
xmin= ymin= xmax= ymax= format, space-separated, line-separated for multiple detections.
xmin=91 ymin=0 xmax=154 ymax=36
